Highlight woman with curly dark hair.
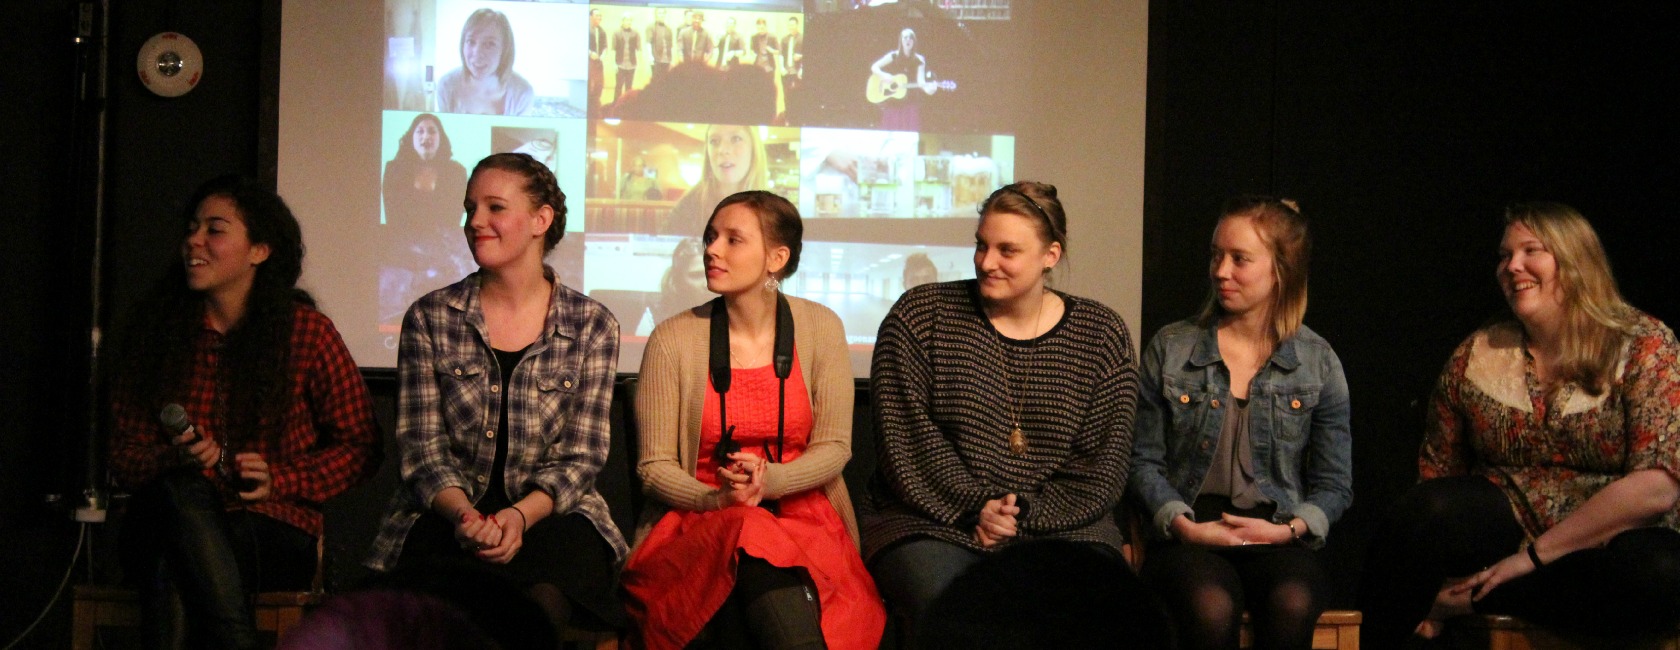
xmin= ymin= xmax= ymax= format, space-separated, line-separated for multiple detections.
xmin=108 ymin=175 xmax=382 ymax=649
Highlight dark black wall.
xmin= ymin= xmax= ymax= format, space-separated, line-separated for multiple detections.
xmin=1 ymin=1 xmax=1676 ymax=645
xmin=1143 ymin=2 xmax=1680 ymax=605
xmin=0 ymin=2 xmax=270 ymax=646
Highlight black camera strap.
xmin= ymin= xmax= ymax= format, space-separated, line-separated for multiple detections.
xmin=706 ymin=294 xmax=795 ymax=465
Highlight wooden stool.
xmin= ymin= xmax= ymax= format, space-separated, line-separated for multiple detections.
xmin=1239 ymin=610 xmax=1362 ymax=650
xmin=70 ymin=584 xmax=322 ymax=650
xmin=1458 ymin=615 xmax=1680 ymax=650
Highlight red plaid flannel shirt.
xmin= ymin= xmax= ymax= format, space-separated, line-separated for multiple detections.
xmin=109 ymin=304 xmax=381 ymax=537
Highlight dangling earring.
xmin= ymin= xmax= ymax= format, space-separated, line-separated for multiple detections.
xmin=765 ymin=276 xmax=781 ymax=292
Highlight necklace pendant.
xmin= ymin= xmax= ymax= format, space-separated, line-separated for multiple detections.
xmin=1008 ymin=426 xmax=1027 ymax=455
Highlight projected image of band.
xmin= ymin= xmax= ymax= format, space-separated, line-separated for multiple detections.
xmin=587 ymin=4 xmax=803 ymax=124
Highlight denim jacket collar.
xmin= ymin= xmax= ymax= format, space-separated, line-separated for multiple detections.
xmin=1187 ymin=322 xmax=1302 ymax=372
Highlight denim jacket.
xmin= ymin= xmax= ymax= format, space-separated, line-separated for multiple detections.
xmin=1128 ymin=320 xmax=1352 ymax=548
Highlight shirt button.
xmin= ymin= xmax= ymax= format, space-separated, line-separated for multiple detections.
xmin=1179 ymin=394 xmax=1190 ymax=404
xmin=1199 ymin=440 xmax=1211 ymax=451
xmin=490 ymin=385 xmax=500 ymax=393
xmin=476 ymin=474 xmax=488 ymax=483
xmin=1211 ymin=399 xmax=1221 ymax=409
xmin=564 ymin=379 xmax=574 ymax=389
xmin=486 ymin=430 xmax=495 ymax=439
xmin=1291 ymin=399 xmax=1302 ymax=409
xmin=454 ymin=368 xmax=463 ymax=376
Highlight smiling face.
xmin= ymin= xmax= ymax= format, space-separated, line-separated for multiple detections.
xmin=462 ymin=24 xmax=504 ymax=78
xmin=1498 ymin=221 xmax=1565 ymax=331
xmin=973 ymin=210 xmax=1060 ymax=306
xmin=1209 ymin=215 xmax=1278 ymax=320
xmin=703 ymin=203 xmax=786 ymax=297
xmin=463 ymin=168 xmax=551 ymax=271
xmin=411 ymin=118 xmax=441 ymax=160
xmin=707 ymin=125 xmax=752 ymax=189
xmin=183 ymin=194 xmax=270 ymax=301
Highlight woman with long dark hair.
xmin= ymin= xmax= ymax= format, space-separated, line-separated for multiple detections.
xmin=109 ymin=175 xmax=381 ymax=649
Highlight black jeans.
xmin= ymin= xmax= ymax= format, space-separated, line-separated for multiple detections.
xmin=1360 ymin=476 xmax=1680 ymax=649
xmin=122 ymin=470 xmax=315 ymax=650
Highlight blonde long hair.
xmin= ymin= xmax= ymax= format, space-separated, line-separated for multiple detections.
xmin=694 ymin=124 xmax=770 ymax=213
xmin=1196 ymin=195 xmax=1311 ymax=345
xmin=1504 ymin=202 xmax=1637 ymax=395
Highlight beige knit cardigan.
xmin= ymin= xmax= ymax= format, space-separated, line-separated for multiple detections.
xmin=631 ymin=295 xmax=860 ymax=548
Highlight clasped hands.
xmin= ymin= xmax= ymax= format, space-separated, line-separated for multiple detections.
xmin=452 ymin=507 xmax=528 ymax=565
xmin=975 ymin=494 xmax=1021 ymax=548
xmin=716 ymin=451 xmax=768 ymax=508
xmin=1172 ymin=513 xmax=1297 ymax=547
xmin=170 ymin=428 xmax=272 ymax=502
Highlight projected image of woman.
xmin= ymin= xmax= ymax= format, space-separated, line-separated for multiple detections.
xmin=366 ymin=153 xmax=628 ymax=635
xmin=623 ymin=191 xmax=886 ymax=649
xmin=108 ymin=176 xmax=381 ymax=649
xmin=380 ymin=113 xmax=471 ymax=325
xmin=865 ymin=182 xmax=1140 ymax=627
xmin=665 ymin=124 xmax=769 ymax=236
xmin=383 ymin=113 xmax=468 ymax=229
xmin=437 ymin=8 xmax=534 ymax=116
xmin=1129 ymin=196 xmax=1351 ymax=650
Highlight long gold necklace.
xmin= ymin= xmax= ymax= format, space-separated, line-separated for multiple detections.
xmin=1006 ymin=291 xmax=1048 ymax=456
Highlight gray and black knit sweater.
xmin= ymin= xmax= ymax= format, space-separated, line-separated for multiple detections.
xmin=862 ymin=280 xmax=1139 ymax=560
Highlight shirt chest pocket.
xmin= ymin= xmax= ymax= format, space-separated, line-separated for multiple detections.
xmin=1270 ymin=387 xmax=1321 ymax=443
xmin=523 ymin=348 xmax=584 ymax=438
xmin=435 ymin=358 xmax=488 ymax=438
xmin=1161 ymin=379 xmax=1217 ymax=444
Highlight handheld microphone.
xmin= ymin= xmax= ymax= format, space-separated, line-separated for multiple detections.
xmin=158 ymin=403 xmax=256 ymax=492
xmin=160 ymin=403 xmax=197 ymax=443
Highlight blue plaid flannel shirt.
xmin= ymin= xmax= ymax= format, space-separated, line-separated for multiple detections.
xmin=366 ymin=269 xmax=628 ymax=570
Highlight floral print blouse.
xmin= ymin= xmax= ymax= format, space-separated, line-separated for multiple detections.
xmin=1420 ymin=312 xmax=1680 ymax=537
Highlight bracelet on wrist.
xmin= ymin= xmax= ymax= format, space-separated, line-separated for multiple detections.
xmin=1526 ymin=542 xmax=1544 ymax=568
xmin=505 ymin=506 xmax=528 ymax=531
xmin=1287 ymin=520 xmax=1301 ymax=541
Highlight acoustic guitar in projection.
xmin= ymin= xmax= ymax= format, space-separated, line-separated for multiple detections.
xmin=866 ymin=73 xmax=957 ymax=103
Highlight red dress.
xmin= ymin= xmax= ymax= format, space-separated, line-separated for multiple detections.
xmin=622 ymin=354 xmax=885 ymax=649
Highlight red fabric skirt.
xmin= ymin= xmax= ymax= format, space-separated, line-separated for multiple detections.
xmin=623 ymin=490 xmax=885 ymax=649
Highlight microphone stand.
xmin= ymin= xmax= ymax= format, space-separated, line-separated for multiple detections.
xmin=71 ymin=0 xmax=111 ymax=525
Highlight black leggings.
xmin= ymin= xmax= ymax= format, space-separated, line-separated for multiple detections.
xmin=1141 ymin=541 xmax=1330 ymax=650
xmin=1360 ymin=476 xmax=1680 ymax=648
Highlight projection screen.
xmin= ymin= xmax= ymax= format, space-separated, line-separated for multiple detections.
xmin=279 ymin=0 xmax=1146 ymax=376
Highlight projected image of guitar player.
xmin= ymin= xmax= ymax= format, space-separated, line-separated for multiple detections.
xmin=867 ymin=28 xmax=955 ymax=131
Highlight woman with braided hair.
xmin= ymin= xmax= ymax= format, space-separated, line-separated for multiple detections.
xmin=367 ymin=153 xmax=628 ymax=634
